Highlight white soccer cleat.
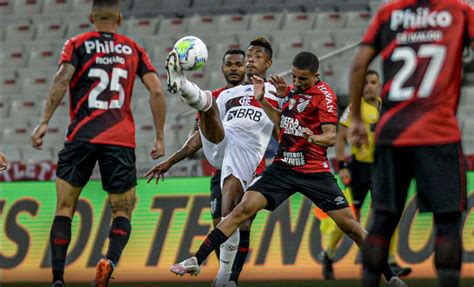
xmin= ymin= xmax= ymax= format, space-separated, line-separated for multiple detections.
xmin=165 ymin=50 xmax=184 ymax=94
xmin=170 ymin=256 xmax=201 ymax=276
xmin=388 ymin=276 xmax=408 ymax=287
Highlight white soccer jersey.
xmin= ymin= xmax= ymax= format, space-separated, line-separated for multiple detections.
xmin=201 ymin=82 xmax=282 ymax=189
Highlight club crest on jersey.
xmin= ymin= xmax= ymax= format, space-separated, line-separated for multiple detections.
xmin=239 ymin=96 xmax=252 ymax=106
xmin=296 ymin=98 xmax=310 ymax=113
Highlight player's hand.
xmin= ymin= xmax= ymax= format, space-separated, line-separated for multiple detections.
xmin=144 ymin=160 xmax=171 ymax=185
xmin=250 ymin=75 xmax=265 ymax=101
xmin=268 ymin=74 xmax=288 ymax=98
xmin=339 ymin=168 xmax=351 ymax=186
xmin=31 ymin=123 xmax=48 ymax=150
xmin=302 ymin=127 xmax=314 ymax=140
xmin=0 ymin=152 xmax=8 ymax=171
xmin=150 ymin=138 xmax=165 ymax=160
xmin=349 ymin=119 xmax=369 ymax=147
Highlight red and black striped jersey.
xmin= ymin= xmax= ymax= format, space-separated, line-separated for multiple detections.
xmin=59 ymin=31 xmax=157 ymax=148
xmin=273 ymin=81 xmax=338 ymax=173
xmin=362 ymin=0 xmax=474 ymax=146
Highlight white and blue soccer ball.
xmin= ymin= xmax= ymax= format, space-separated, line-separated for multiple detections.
xmin=173 ymin=36 xmax=208 ymax=71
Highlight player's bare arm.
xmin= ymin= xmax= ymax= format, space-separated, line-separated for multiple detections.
xmin=303 ymin=124 xmax=337 ymax=147
xmin=251 ymin=75 xmax=282 ymax=126
xmin=143 ymin=72 xmax=166 ymax=159
xmin=31 ymin=63 xmax=75 ymax=150
xmin=145 ymin=131 xmax=203 ymax=184
xmin=0 ymin=152 xmax=8 ymax=171
xmin=335 ymin=124 xmax=351 ymax=185
xmin=348 ymin=45 xmax=377 ymax=147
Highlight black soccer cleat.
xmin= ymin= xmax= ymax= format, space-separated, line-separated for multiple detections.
xmin=389 ymin=262 xmax=412 ymax=277
xmin=318 ymin=251 xmax=335 ymax=280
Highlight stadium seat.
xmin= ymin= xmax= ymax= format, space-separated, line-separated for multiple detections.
xmin=0 ymin=99 xmax=9 ymax=120
xmin=135 ymin=145 xmax=152 ymax=164
xmin=237 ymin=31 xmax=273 ymax=48
xmin=22 ymin=145 xmax=54 ymax=163
xmin=315 ymin=12 xmax=347 ymax=29
xmin=66 ymin=19 xmax=94 ymax=38
xmin=222 ymin=0 xmax=253 ymax=9
xmin=188 ymin=71 xmax=210 ymax=90
xmin=27 ymin=42 xmax=57 ymax=67
xmin=305 ymin=31 xmax=336 ymax=58
xmin=248 ymin=13 xmax=284 ymax=32
xmin=4 ymin=22 xmax=35 ymax=41
xmin=13 ymin=0 xmax=43 ymax=16
xmin=0 ymin=0 xmax=13 ymax=16
xmin=187 ymin=15 xmax=219 ymax=34
xmin=157 ymin=17 xmax=189 ymax=36
xmin=0 ymin=43 xmax=27 ymax=68
xmin=2 ymin=127 xmax=31 ymax=146
xmin=125 ymin=18 xmax=159 ymax=36
xmin=0 ymin=69 xmax=20 ymax=94
xmin=281 ymin=12 xmax=317 ymax=31
xmin=333 ymin=29 xmax=364 ymax=48
xmin=1 ymin=145 xmax=22 ymax=162
xmin=35 ymin=20 xmax=67 ymax=40
xmin=217 ymin=14 xmax=250 ymax=33
xmin=41 ymin=124 xmax=67 ymax=146
xmin=42 ymin=0 xmax=72 ymax=14
xmin=21 ymin=73 xmax=52 ymax=94
xmin=208 ymin=71 xmax=225 ymax=90
xmin=192 ymin=0 xmax=223 ymax=9
xmin=345 ymin=11 xmax=372 ymax=29
xmin=151 ymin=44 xmax=174 ymax=64
xmin=71 ymin=0 xmax=92 ymax=14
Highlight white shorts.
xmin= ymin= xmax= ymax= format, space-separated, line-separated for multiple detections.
xmin=200 ymin=129 xmax=261 ymax=190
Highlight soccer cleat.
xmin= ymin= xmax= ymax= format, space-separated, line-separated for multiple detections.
xmin=170 ymin=256 xmax=201 ymax=276
xmin=388 ymin=276 xmax=408 ymax=287
xmin=92 ymin=258 xmax=115 ymax=287
xmin=165 ymin=50 xmax=184 ymax=94
xmin=211 ymin=278 xmax=237 ymax=287
xmin=51 ymin=280 xmax=65 ymax=287
xmin=389 ymin=262 xmax=412 ymax=277
xmin=318 ymin=251 xmax=335 ymax=280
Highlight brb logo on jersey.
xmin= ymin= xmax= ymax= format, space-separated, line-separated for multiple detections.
xmin=390 ymin=8 xmax=452 ymax=31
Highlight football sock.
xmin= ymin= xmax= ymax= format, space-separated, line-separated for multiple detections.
xmin=106 ymin=217 xmax=131 ymax=264
xmin=362 ymin=211 xmax=400 ymax=287
xmin=216 ymin=228 xmax=240 ymax=281
xmin=388 ymin=228 xmax=399 ymax=263
xmin=180 ymin=79 xmax=213 ymax=111
xmin=230 ymin=229 xmax=250 ymax=283
xmin=50 ymin=216 xmax=72 ymax=283
xmin=434 ymin=212 xmax=462 ymax=287
xmin=195 ymin=228 xmax=228 ymax=265
xmin=326 ymin=226 xmax=343 ymax=259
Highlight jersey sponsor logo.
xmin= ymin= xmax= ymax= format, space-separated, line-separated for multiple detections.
xmin=317 ymin=85 xmax=335 ymax=113
xmin=84 ymin=40 xmax=133 ymax=55
xmin=390 ymin=8 xmax=452 ymax=31
xmin=281 ymin=151 xmax=306 ymax=166
xmin=226 ymin=107 xmax=262 ymax=122
xmin=280 ymin=115 xmax=304 ymax=137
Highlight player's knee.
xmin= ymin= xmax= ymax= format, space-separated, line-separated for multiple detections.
xmin=232 ymin=202 xmax=255 ymax=221
xmin=56 ymin=198 xmax=77 ymax=216
xmin=109 ymin=197 xmax=135 ymax=218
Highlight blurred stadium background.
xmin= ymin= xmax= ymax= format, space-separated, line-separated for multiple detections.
xmin=0 ymin=0 xmax=473 ymax=286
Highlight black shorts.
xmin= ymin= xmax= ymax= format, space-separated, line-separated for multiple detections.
xmin=248 ymin=163 xmax=349 ymax=212
xmin=348 ymin=158 xmax=372 ymax=210
xmin=372 ymin=143 xmax=467 ymax=214
xmin=209 ymin=170 xmax=222 ymax=219
xmin=56 ymin=141 xmax=137 ymax=194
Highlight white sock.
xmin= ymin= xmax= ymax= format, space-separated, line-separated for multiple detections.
xmin=180 ymin=79 xmax=213 ymax=111
xmin=216 ymin=228 xmax=239 ymax=281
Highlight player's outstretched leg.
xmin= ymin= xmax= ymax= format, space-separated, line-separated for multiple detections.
xmin=327 ymin=208 xmax=406 ymax=287
xmin=50 ymin=179 xmax=83 ymax=287
xmin=165 ymin=50 xmax=212 ymax=111
xmin=93 ymin=188 xmax=136 ymax=287
xmin=170 ymin=191 xmax=267 ymax=277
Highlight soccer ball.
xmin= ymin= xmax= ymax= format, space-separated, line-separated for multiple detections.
xmin=173 ymin=36 xmax=208 ymax=71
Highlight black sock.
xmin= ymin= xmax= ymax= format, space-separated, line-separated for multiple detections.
xmin=106 ymin=217 xmax=131 ymax=265
xmin=50 ymin=216 xmax=72 ymax=283
xmin=230 ymin=230 xmax=250 ymax=283
xmin=362 ymin=211 xmax=400 ymax=287
xmin=434 ymin=212 xmax=462 ymax=287
xmin=195 ymin=228 xmax=228 ymax=265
